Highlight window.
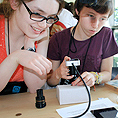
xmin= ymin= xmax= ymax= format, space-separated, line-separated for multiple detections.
xmin=114 ymin=0 xmax=118 ymax=26
xmin=113 ymin=29 xmax=118 ymax=67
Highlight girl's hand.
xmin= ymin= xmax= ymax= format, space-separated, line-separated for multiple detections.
xmin=56 ymin=56 xmax=74 ymax=80
xmin=13 ymin=50 xmax=52 ymax=75
xmin=71 ymin=71 xmax=96 ymax=87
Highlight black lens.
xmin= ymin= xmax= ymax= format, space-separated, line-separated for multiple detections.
xmin=35 ymin=89 xmax=46 ymax=109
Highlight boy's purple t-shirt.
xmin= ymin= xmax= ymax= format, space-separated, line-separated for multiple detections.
xmin=48 ymin=27 xmax=118 ymax=73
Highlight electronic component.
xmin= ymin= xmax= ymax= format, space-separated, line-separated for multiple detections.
xmin=91 ymin=107 xmax=118 ymax=118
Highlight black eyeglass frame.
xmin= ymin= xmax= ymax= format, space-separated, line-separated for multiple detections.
xmin=21 ymin=0 xmax=59 ymax=24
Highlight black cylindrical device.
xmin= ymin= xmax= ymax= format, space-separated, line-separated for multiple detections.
xmin=35 ymin=89 xmax=46 ymax=109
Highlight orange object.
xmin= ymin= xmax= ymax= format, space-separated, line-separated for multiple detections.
xmin=93 ymin=85 xmax=96 ymax=91
xmin=50 ymin=21 xmax=66 ymax=37
xmin=0 ymin=15 xmax=23 ymax=82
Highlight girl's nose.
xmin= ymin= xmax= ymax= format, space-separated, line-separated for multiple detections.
xmin=37 ymin=20 xmax=47 ymax=29
xmin=91 ymin=18 xmax=99 ymax=29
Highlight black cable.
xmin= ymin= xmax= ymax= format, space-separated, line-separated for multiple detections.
xmin=67 ymin=22 xmax=78 ymax=56
xmin=70 ymin=63 xmax=91 ymax=118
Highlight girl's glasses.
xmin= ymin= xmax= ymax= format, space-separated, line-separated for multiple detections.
xmin=21 ymin=0 xmax=59 ymax=24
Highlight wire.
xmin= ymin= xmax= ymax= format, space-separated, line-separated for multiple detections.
xmin=70 ymin=63 xmax=91 ymax=118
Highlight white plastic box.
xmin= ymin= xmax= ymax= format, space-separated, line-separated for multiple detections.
xmin=56 ymin=85 xmax=90 ymax=105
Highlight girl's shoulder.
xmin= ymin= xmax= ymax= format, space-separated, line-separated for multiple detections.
xmin=101 ymin=26 xmax=112 ymax=33
xmin=50 ymin=27 xmax=72 ymax=44
xmin=54 ymin=28 xmax=71 ymax=39
xmin=54 ymin=27 xmax=72 ymax=37
xmin=95 ymin=26 xmax=113 ymax=37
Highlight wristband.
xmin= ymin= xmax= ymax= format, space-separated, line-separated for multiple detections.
xmin=90 ymin=72 xmax=102 ymax=84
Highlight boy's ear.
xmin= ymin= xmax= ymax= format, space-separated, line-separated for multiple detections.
xmin=9 ymin=0 xmax=19 ymax=10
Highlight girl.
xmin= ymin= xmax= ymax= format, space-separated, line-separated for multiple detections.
xmin=0 ymin=0 xmax=64 ymax=94
xmin=47 ymin=0 xmax=118 ymax=87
